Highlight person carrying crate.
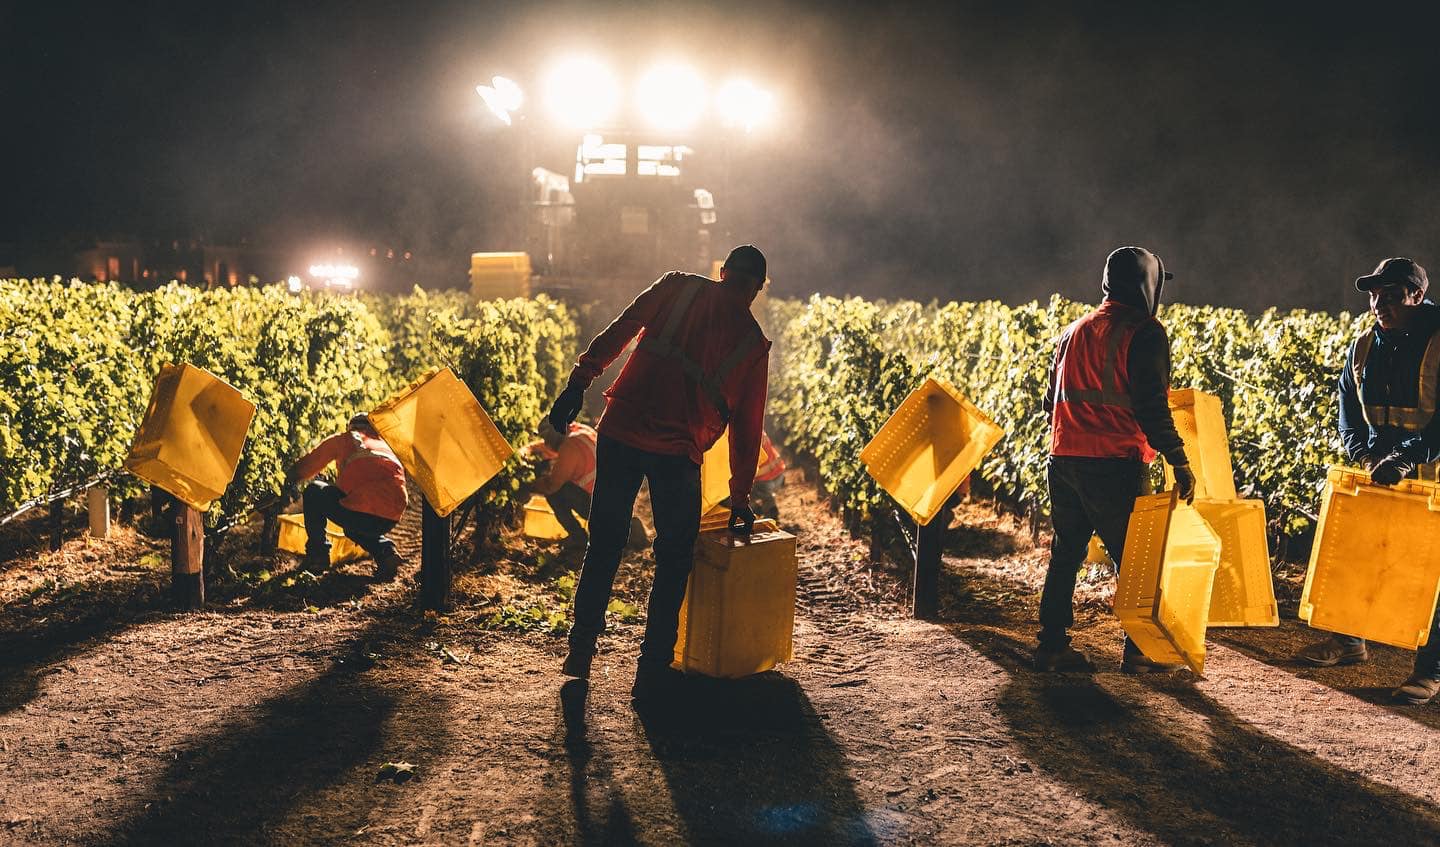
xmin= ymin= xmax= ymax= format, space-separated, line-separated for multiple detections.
xmin=547 ymin=245 xmax=771 ymax=704
xmin=285 ymin=413 xmax=407 ymax=580
xmin=1036 ymin=246 xmax=1196 ymax=674
xmin=1295 ymin=257 xmax=1440 ymax=705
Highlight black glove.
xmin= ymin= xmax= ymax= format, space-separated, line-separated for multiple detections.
xmin=548 ymin=385 xmax=584 ymax=432
xmin=1172 ymin=463 xmax=1196 ymax=505
xmin=1370 ymin=453 xmax=1414 ymax=486
xmin=728 ymin=503 xmax=756 ymax=536
xmin=283 ymin=480 xmax=304 ymax=505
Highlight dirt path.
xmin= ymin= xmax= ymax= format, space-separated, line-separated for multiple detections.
xmin=0 ymin=481 xmax=1438 ymax=845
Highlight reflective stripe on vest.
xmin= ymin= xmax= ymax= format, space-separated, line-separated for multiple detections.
xmin=341 ymin=433 xmax=403 ymax=471
xmin=570 ymin=425 xmax=598 ymax=493
xmin=1050 ymin=304 xmax=1157 ymax=463
xmin=756 ymin=434 xmax=785 ymax=482
xmin=636 ymin=277 xmax=761 ymax=423
xmin=1353 ymin=327 xmax=1440 ymax=431
xmin=1054 ymin=312 xmax=1142 ymax=410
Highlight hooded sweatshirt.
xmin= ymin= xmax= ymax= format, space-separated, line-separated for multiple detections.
xmin=1044 ymin=249 xmax=1188 ymax=467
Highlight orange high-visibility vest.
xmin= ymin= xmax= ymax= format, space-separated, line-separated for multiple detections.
xmin=1050 ymin=302 xmax=1158 ymax=463
xmin=755 ymin=431 xmax=785 ymax=483
xmin=568 ymin=423 xmax=598 ymax=494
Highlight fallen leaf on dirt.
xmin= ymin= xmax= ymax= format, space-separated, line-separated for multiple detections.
xmin=376 ymin=762 xmax=416 ymax=784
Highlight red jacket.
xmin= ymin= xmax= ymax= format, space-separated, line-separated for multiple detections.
xmin=568 ymin=272 xmax=771 ymax=502
xmin=292 ymin=431 xmax=408 ymax=520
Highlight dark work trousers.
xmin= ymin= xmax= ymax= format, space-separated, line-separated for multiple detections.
xmin=546 ymin=482 xmax=592 ymax=543
xmin=1038 ymin=455 xmax=1149 ymax=651
xmin=569 ymin=435 xmax=701 ymax=669
xmin=303 ymin=480 xmax=399 ymax=562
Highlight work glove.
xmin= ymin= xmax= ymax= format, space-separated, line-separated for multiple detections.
xmin=1370 ymin=453 xmax=1414 ymax=486
xmin=728 ymin=502 xmax=757 ymax=536
xmin=1172 ymin=463 xmax=1196 ymax=505
xmin=548 ymin=385 xmax=584 ymax=432
xmin=283 ymin=480 xmax=304 ymax=505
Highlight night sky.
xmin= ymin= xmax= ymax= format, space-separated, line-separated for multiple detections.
xmin=6 ymin=0 xmax=1440 ymax=311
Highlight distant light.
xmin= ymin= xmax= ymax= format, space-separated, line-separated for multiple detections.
xmin=287 ymin=275 xmax=303 ymax=293
xmin=637 ymin=62 xmax=706 ymax=132
xmin=716 ymin=79 xmax=776 ymax=133
xmin=543 ymin=57 xmax=620 ymax=129
xmin=477 ymin=74 xmax=523 ymax=126
xmin=308 ymin=263 xmax=359 ymax=290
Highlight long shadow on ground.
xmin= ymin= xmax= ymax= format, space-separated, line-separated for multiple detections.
xmin=937 ymin=563 xmax=1440 ymax=846
xmin=97 ymin=617 xmax=443 ymax=846
xmin=547 ymin=673 xmax=878 ymax=846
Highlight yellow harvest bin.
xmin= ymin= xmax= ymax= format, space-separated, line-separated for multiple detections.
xmin=860 ymin=378 xmax=1003 ymax=526
xmin=1114 ymin=491 xmax=1221 ymax=674
xmin=470 ymin=252 xmax=531 ymax=300
xmin=368 ymin=367 xmax=513 ymax=517
xmin=698 ymin=427 xmax=767 ymax=517
xmin=1299 ymin=466 xmax=1440 ymax=649
xmin=124 ymin=363 xmax=255 ymax=512
xmin=522 ymin=494 xmax=587 ymax=540
xmin=1162 ymin=388 xmax=1237 ymax=500
xmin=1197 ymin=499 xmax=1278 ymax=627
xmin=1086 ymin=535 xmax=1113 ymax=568
xmin=276 ymin=513 xmax=366 ymax=565
xmin=674 ymin=519 xmax=796 ymax=678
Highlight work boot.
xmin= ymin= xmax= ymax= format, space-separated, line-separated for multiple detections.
xmin=1120 ymin=651 xmax=1186 ymax=674
xmin=1296 ymin=636 xmax=1370 ymax=667
xmin=1391 ymin=675 xmax=1440 ymax=705
xmin=302 ymin=547 xmax=330 ymax=574
xmin=562 ymin=640 xmax=597 ymax=680
xmin=631 ymin=662 xmax=686 ymax=704
xmin=1033 ymin=644 xmax=1095 ymax=673
xmin=373 ymin=549 xmax=402 ymax=582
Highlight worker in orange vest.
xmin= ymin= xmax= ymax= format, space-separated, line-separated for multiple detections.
xmin=526 ymin=420 xmax=599 ymax=546
xmin=548 ymin=244 xmax=771 ymax=703
xmin=286 ymin=413 xmax=407 ymax=580
xmin=1037 ymin=247 xmax=1195 ymax=674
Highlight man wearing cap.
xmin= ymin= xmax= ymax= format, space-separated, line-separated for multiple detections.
xmin=1296 ymin=257 xmax=1440 ymax=704
xmin=1036 ymin=246 xmax=1196 ymax=674
xmin=548 ymin=245 xmax=771 ymax=703
xmin=286 ymin=413 xmax=407 ymax=580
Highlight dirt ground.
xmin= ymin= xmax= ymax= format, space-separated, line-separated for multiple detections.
xmin=1 ymin=477 xmax=1438 ymax=846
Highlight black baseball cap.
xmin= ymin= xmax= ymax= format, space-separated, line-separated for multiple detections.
xmin=722 ymin=244 xmax=767 ymax=283
xmin=1356 ymin=257 xmax=1427 ymax=294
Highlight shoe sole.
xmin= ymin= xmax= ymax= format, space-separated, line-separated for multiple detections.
xmin=1393 ymin=693 xmax=1437 ymax=706
xmin=1120 ymin=663 xmax=1185 ymax=675
xmin=1297 ymin=654 xmax=1369 ymax=668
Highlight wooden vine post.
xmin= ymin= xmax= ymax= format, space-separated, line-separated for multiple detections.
xmin=419 ymin=498 xmax=451 ymax=611
xmin=87 ymin=485 xmax=110 ymax=539
xmin=912 ymin=515 xmax=944 ymax=620
xmin=170 ymin=500 xmax=205 ymax=609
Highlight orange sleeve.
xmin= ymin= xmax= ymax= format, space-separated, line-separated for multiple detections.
xmin=291 ymin=433 xmax=348 ymax=482
xmin=533 ymin=440 xmax=583 ymax=495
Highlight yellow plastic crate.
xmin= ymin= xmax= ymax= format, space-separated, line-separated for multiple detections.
xmin=1114 ymin=491 xmax=1221 ymax=674
xmin=1196 ymin=499 xmax=1278 ymax=627
xmin=276 ymin=513 xmax=366 ymax=564
xmin=860 ymin=378 xmax=1003 ymax=526
xmin=1162 ymin=388 xmax=1237 ymax=500
xmin=368 ymin=367 xmax=513 ymax=517
xmin=1086 ymin=534 xmax=1113 ymax=568
xmin=522 ymin=494 xmax=587 ymax=540
xmin=124 ymin=363 xmax=256 ymax=512
xmin=470 ymin=252 xmax=531 ymax=300
xmin=1299 ymin=466 xmax=1440 ymax=649
xmin=674 ymin=519 xmax=796 ymax=678
xmin=698 ymin=427 xmax=767 ymax=517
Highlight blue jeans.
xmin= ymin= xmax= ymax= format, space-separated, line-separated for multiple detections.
xmin=568 ymin=435 xmax=701 ymax=668
xmin=302 ymin=480 xmax=398 ymax=562
xmin=1039 ymin=455 xmax=1149 ymax=652
xmin=1333 ymin=613 xmax=1440 ymax=679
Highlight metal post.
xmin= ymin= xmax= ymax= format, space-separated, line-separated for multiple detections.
xmin=171 ymin=502 xmax=205 ymax=609
xmin=87 ymin=486 xmax=110 ymax=539
xmin=912 ymin=514 xmax=944 ymax=620
xmin=420 ymin=498 xmax=451 ymax=611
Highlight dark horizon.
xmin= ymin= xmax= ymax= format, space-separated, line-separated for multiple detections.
xmin=6 ymin=0 xmax=1440 ymax=312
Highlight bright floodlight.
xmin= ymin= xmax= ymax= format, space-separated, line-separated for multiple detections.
xmin=637 ymin=63 xmax=706 ymax=132
xmin=543 ymin=57 xmax=620 ymax=129
xmin=716 ymin=79 xmax=776 ymax=132
xmin=477 ymin=75 xmax=522 ymax=126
